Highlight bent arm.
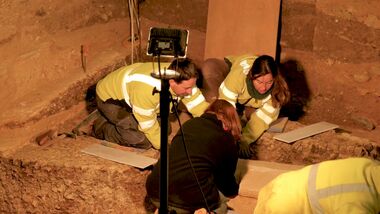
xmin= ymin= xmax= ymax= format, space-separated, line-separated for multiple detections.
xmin=130 ymin=89 xmax=161 ymax=149
xmin=218 ymin=59 xmax=248 ymax=107
xmin=132 ymin=105 xmax=161 ymax=149
xmin=241 ymin=100 xmax=280 ymax=144
xmin=182 ymin=87 xmax=209 ymax=117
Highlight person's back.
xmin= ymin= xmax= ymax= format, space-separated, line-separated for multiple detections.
xmin=146 ymin=99 xmax=241 ymax=214
xmin=313 ymin=158 xmax=380 ymax=213
xmin=96 ymin=62 xmax=169 ymax=104
xmin=254 ymin=157 xmax=380 ymax=214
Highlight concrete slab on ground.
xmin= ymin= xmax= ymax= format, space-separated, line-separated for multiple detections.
xmin=273 ymin=121 xmax=339 ymax=143
xmin=227 ymin=160 xmax=303 ymax=214
xmin=81 ymin=143 xmax=157 ymax=169
xmin=268 ymin=117 xmax=288 ymax=133
xmin=236 ymin=159 xmax=303 ymax=198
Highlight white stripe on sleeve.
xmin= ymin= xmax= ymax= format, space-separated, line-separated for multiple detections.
xmin=185 ymin=94 xmax=206 ymax=111
xmin=256 ymin=109 xmax=274 ymax=125
xmin=139 ymin=119 xmax=156 ymax=130
xmin=220 ymin=82 xmax=238 ymax=100
xmin=133 ymin=105 xmax=156 ymax=116
xmin=263 ymin=103 xmax=276 ymax=114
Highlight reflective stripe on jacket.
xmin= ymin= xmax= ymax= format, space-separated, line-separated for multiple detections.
xmin=307 ymin=158 xmax=380 ymax=214
xmin=219 ymin=54 xmax=279 ymax=144
xmin=96 ymin=62 xmax=208 ymax=149
xmin=254 ymin=158 xmax=380 ymax=214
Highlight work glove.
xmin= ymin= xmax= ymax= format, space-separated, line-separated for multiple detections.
xmin=237 ymin=141 xmax=253 ymax=159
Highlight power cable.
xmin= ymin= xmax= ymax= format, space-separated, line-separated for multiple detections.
xmin=128 ymin=0 xmax=134 ymax=64
xmin=127 ymin=0 xmax=141 ymax=63
xmin=170 ymin=96 xmax=212 ymax=213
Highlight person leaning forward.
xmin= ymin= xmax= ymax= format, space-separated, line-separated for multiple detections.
xmin=254 ymin=157 xmax=380 ymax=214
xmin=201 ymin=54 xmax=290 ymax=158
xmin=93 ymin=58 xmax=209 ymax=149
xmin=146 ymin=99 xmax=241 ymax=214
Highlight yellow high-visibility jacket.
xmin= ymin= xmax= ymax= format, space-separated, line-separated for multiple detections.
xmin=96 ymin=62 xmax=209 ymax=149
xmin=254 ymin=157 xmax=380 ymax=214
xmin=218 ymin=54 xmax=280 ymax=144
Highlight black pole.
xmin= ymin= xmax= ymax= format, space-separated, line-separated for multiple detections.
xmin=157 ymin=54 xmax=170 ymax=214
xmin=159 ymin=78 xmax=170 ymax=214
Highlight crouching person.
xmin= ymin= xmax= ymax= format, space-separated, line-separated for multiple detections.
xmin=201 ymin=54 xmax=290 ymax=159
xmin=254 ymin=157 xmax=380 ymax=214
xmin=93 ymin=58 xmax=209 ymax=149
xmin=146 ymin=99 xmax=242 ymax=213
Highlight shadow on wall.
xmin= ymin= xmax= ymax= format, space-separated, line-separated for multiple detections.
xmin=85 ymin=84 xmax=98 ymax=113
xmin=279 ymin=59 xmax=311 ymax=121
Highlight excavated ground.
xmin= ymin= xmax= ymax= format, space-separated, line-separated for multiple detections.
xmin=1 ymin=0 xmax=379 ymax=213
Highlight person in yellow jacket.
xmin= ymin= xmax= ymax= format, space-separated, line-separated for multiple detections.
xmin=201 ymin=54 xmax=290 ymax=158
xmin=254 ymin=157 xmax=380 ymax=214
xmin=93 ymin=58 xmax=209 ymax=149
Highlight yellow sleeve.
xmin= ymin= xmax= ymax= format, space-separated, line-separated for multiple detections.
xmin=140 ymin=118 xmax=161 ymax=149
xmin=132 ymin=106 xmax=161 ymax=149
xmin=218 ymin=55 xmax=255 ymax=106
xmin=218 ymin=66 xmax=245 ymax=106
xmin=240 ymin=98 xmax=280 ymax=144
xmin=129 ymin=83 xmax=161 ymax=149
xmin=181 ymin=87 xmax=209 ymax=117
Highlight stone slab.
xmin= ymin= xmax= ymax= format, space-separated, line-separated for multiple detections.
xmin=236 ymin=159 xmax=303 ymax=198
xmin=273 ymin=121 xmax=339 ymax=143
xmin=81 ymin=144 xmax=157 ymax=169
xmin=228 ymin=195 xmax=257 ymax=214
xmin=268 ymin=117 xmax=288 ymax=133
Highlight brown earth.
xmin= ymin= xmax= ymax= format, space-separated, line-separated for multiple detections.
xmin=0 ymin=0 xmax=379 ymax=213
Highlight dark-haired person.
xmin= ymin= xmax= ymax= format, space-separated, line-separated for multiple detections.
xmin=93 ymin=58 xmax=209 ymax=150
xmin=201 ymin=54 xmax=290 ymax=158
xmin=146 ymin=99 xmax=242 ymax=214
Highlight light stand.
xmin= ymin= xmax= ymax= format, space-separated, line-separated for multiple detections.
xmin=147 ymin=27 xmax=188 ymax=214
xmin=158 ymin=53 xmax=170 ymax=214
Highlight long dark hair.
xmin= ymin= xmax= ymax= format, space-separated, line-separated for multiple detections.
xmin=249 ymin=55 xmax=290 ymax=107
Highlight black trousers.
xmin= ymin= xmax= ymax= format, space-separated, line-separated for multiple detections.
xmin=93 ymin=95 xmax=152 ymax=149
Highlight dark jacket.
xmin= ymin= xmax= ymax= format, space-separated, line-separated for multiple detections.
xmin=146 ymin=113 xmax=239 ymax=212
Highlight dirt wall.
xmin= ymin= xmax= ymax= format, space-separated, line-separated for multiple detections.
xmin=279 ymin=0 xmax=380 ymax=142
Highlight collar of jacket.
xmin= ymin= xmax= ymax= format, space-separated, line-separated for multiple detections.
xmin=246 ymin=77 xmax=272 ymax=99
